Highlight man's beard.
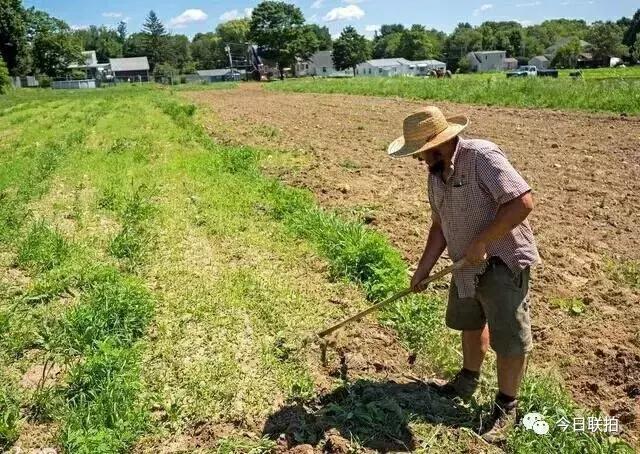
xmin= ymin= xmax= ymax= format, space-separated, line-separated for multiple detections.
xmin=428 ymin=159 xmax=445 ymax=175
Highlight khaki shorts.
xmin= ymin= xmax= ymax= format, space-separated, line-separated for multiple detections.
xmin=446 ymin=257 xmax=532 ymax=356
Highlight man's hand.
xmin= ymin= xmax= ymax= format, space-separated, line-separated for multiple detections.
xmin=465 ymin=239 xmax=488 ymax=266
xmin=411 ymin=265 xmax=432 ymax=292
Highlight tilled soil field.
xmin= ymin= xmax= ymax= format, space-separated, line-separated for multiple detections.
xmin=185 ymin=84 xmax=640 ymax=443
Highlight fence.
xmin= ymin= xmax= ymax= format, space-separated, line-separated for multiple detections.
xmin=52 ymin=79 xmax=96 ymax=90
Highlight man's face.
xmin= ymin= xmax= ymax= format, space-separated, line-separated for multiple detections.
xmin=413 ymin=148 xmax=446 ymax=174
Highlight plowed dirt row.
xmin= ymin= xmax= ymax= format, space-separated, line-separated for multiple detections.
xmin=185 ymin=84 xmax=640 ymax=443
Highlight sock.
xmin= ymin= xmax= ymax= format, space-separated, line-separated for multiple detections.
xmin=460 ymin=368 xmax=480 ymax=380
xmin=496 ymin=391 xmax=517 ymax=406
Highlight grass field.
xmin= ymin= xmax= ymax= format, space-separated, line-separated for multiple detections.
xmin=268 ymin=71 xmax=640 ymax=115
xmin=0 ymin=85 xmax=634 ymax=453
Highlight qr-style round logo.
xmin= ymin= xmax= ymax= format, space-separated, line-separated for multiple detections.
xmin=522 ymin=412 xmax=550 ymax=435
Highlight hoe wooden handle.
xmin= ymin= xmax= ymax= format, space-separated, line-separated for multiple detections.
xmin=318 ymin=260 xmax=465 ymax=338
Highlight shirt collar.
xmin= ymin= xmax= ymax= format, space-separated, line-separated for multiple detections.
xmin=443 ymin=137 xmax=464 ymax=183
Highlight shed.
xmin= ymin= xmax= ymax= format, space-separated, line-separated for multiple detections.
xmin=528 ymin=55 xmax=550 ymax=69
xmin=196 ymin=69 xmax=245 ymax=82
xmin=466 ymin=51 xmax=507 ymax=72
xmin=109 ymin=57 xmax=150 ymax=82
xmin=503 ymin=58 xmax=518 ymax=70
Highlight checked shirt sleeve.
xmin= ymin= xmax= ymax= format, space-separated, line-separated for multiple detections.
xmin=477 ymin=149 xmax=531 ymax=205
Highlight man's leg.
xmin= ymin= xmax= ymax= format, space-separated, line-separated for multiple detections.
xmin=496 ymin=353 xmax=527 ymax=398
xmin=476 ymin=260 xmax=532 ymax=442
xmin=462 ymin=326 xmax=490 ymax=372
xmin=431 ymin=280 xmax=488 ymax=399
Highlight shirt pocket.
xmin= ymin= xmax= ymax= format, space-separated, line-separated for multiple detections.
xmin=448 ymin=185 xmax=470 ymax=212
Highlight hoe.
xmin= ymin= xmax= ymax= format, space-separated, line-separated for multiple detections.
xmin=307 ymin=260 xmax=465 ymax=362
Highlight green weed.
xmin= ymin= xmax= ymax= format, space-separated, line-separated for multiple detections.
xmin=606 ymin=258 xmax=640 ymax=289
xmin=61 ymin=340 xmax=148 ymax=453
xmin=509 ymin=372 xmax=634 ymax=453
xmin=60 ymin=275 xmax=154 ymax=354
xmin=0 ymin=381 xmax=20 ymax=448
xmin=16 ymin=221 xmax=70 ymax=273
xmin=550 ymin=297 xmax=586 ymax=316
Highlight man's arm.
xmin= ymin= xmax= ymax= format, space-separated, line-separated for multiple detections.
xmin=465 ymin=192 xmax=534 ymax=265
xmin=411 ymin=213 xmax=447 ymax=291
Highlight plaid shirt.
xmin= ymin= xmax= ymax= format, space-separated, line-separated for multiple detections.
xmin=428 ymin=138 xmax=540 ymax=298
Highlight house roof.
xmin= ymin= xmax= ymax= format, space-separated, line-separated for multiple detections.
xmin=530 ymin=55 xmax=549 ymax=62
xmin=109 ymin=57 xmax=150 ymax=72
xmin=470 ymin=50 xmax=506 ymax=55
xmin=197 ymin=69 xmax=245 ymax=77
xmin=504 ymin=58 xmax=518 ymax=62
xmin=410 ymin=59 xmax=446 ymax=66
xmin=365 ymin=58 xmax=411 ymax=68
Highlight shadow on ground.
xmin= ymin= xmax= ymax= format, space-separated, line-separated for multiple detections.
xmin=263 ymin=379 xmax=479 ymax=452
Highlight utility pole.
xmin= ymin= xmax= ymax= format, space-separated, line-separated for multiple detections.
xmin=225 ymin=45 xmax=233 ymax=77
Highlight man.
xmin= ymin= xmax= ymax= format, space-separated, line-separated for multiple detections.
xmin=387 ymin=106 xmax=539 ymax=442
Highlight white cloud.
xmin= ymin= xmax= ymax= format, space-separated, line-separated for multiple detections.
xmin=473 ymin=3 xmax=494 ymax=16
xmin=323 ymin=5 xmax=365 ymax=21
xmin=169 ymin=9 xmax=208 ymax=28
xmin=219 ymin=8 xmax=253 ymax=22
xmin=515 ymin=1 xmax=541 ymax=6
xmin=343 ymin=0 xmax=364 ymax=3
xmin=517 ymin=19 xmax=534 ymax=26
xmin=311 ymin=0 xmax=324 ymax=8
xmin=365 ymin=24 xmax=380 ymax=32
xmin=102 ymin=12 xmax=123 ymax=18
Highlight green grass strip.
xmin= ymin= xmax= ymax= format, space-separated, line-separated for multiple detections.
xmin=268 ymin=76 xmax=640 ymax=115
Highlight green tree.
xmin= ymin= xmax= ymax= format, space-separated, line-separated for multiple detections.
xmin=456 ymin=55 xmax=472 ymax=73
xmin=308 ymin=24 xmax=332 ymax=50
xmin=26 ymin=8 xmax=82 ymax=76
xmin=372 ymin=32 xmax=402 ymax=58
xmin=332 ymin=26 xmax=370 ymax=76
xmin=142 ymin=10 xmax=168 ymax=71
xmin=397 ymin=25 xmax=444 ymax=60
xmin=586 ymin=21 xmax=627 ymax=59
xmin=622 ymin=9 xmax=640 ymax=62
xmin=191 ymin=33 xmax=222 ymax=69
xmin=551 ymin=37 xmax=581 ymax=68
xmin=123 ymin=32 xmax=147 ymax=57
xmin=166 ymin=34 xmax=192 ymax=72
xmin=0 ymin=0 xmax=27 ymax=75
xmin=249 ymin=1 xmax=318 ymax=78
xmin=117 ymin=21 xmax=127 ymax=43
xmin=0 ymin=55 xmax=11 ymax=93
xmin=74 ymin=25 xmax=122 ymax=61
xmin=445 ymin=23 xmax=482 ymax=61
xmin=216 ymin=18 xmax=250 ymax=45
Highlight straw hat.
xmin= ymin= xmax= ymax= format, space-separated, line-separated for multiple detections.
xmin=387 ymin=106 xmax=469 ymax=158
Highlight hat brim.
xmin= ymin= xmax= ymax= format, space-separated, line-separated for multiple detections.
xmin=387 ymin=115 xmax=469 ymax=159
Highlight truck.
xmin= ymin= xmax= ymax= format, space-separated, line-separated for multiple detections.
xmin=506 ymin=65 xmax=559 ymax=78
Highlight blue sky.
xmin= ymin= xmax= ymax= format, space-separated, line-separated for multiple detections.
xmin=24 ymin=0 xmax=639 ymax=38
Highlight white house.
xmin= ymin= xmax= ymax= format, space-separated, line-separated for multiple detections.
xmin=296 ymin=51 xmax=352 ymax=77
xmin=356 ymin=58 xmax=413 ymax=77
xmin=466 ymin=51 xmax=507 ymax=72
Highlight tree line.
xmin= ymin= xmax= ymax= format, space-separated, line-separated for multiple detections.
xmin=1 ymin=0 xmax=639 ymax=82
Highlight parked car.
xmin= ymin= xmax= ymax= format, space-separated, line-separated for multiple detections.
xmin=506 ymin=65 xmax=559 ymax=78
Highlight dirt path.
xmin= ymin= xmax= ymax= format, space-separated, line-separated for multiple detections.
xmin=186 ymin=84 xmax=640 ymax=442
